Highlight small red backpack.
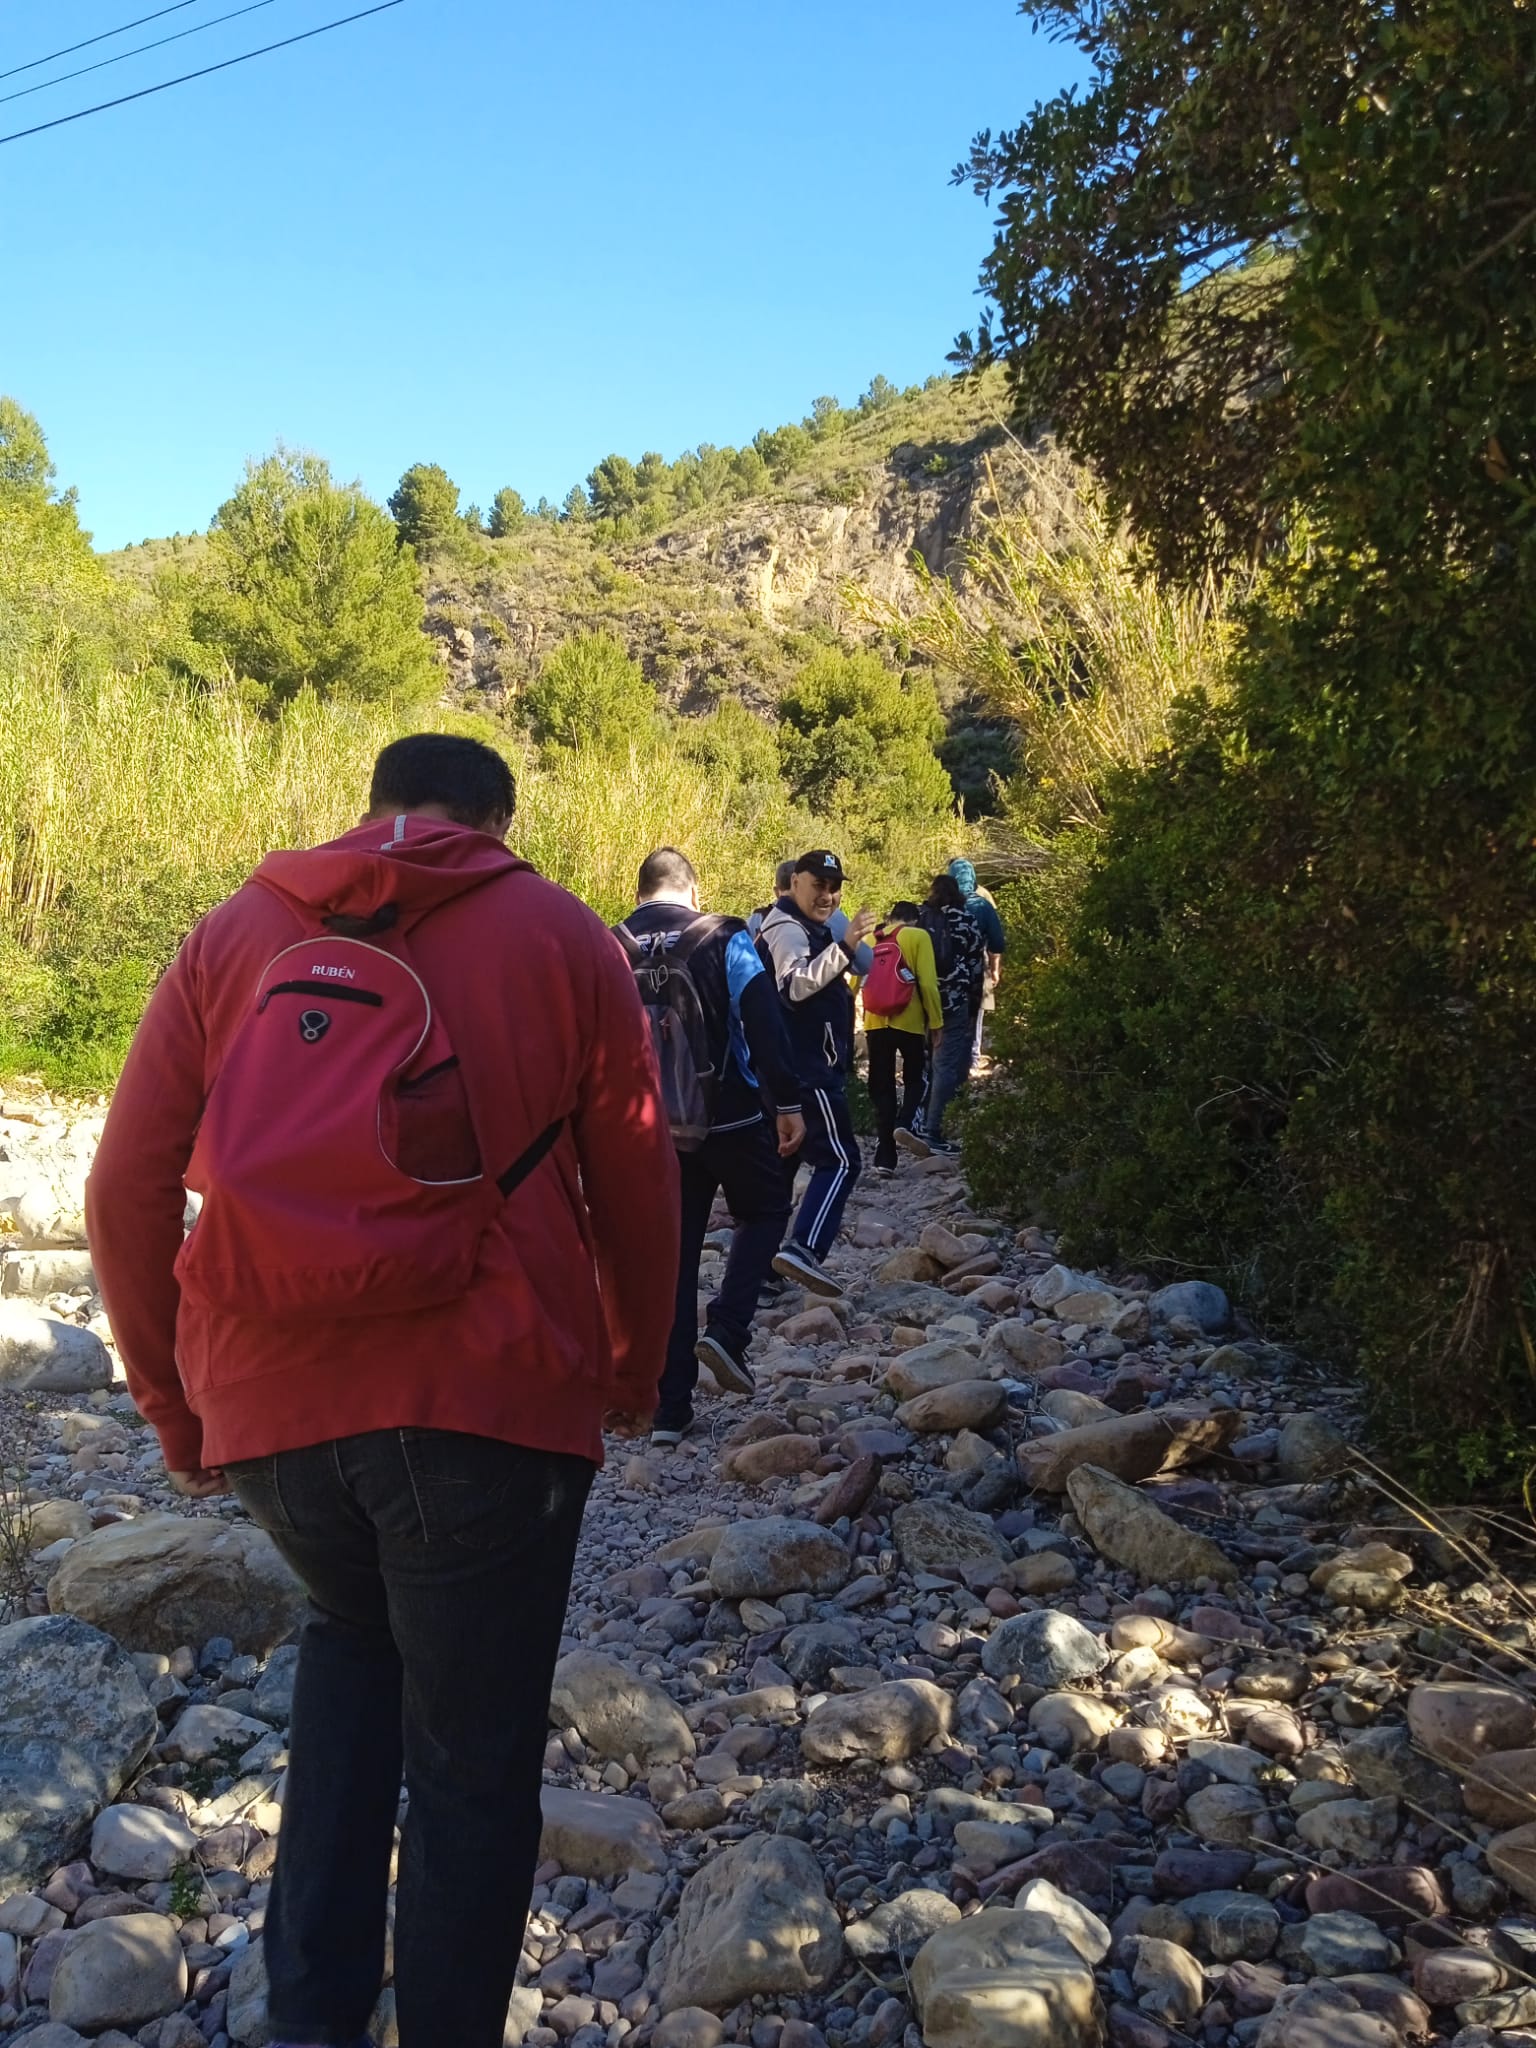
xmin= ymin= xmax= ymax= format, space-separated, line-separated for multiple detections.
xmin=175 ymin=909 xmax=560 ymax=1320
xmin=862 ymin=924 xmax=917 ymax=1018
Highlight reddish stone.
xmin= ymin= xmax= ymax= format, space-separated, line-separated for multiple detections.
xmin=812 ymin=1453 xmax=879 ymax=1526
xmin=1305 ymin=1864 xmax=1449 ymax=1926
xmin=1154 ymin=1846 xmax=1256 ymax=1897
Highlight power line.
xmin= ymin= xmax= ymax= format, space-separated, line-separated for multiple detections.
xmin=0 ymin=0 xmax=406 ymax=147
xmin=0 ymin=2 xmax=206 ymax=85
xmin=0 ymin=0 xmax=278 ymax=111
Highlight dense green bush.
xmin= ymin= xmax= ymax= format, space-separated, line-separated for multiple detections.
xmin=778 ymin=649 xmax=953 ymax=850
xmin=521 ymin=631 xmax=659 ymax=756
xmin=192 ymin=450 xmax=438 ymax=706
xmin=957 ymin=0 xmax=1536 ymax=1490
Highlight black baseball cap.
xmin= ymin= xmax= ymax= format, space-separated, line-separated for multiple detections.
xmin=794 ymin=849 xmax=845 ymax=887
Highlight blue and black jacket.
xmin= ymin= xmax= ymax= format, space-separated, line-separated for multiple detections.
xmin=756 ymin=900 xmax=858 ymax=1089
xmin=621 ymin=902 xmax=800 ymax=1131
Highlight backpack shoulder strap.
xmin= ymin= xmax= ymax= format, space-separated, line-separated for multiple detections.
xmin=669 ymin=913 xmax=731 ymax=965
xmin=612 ymin=920 xmax=644 ymax=963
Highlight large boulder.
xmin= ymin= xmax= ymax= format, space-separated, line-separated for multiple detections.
xmin=1149 ymin=1281 xmax=1231 ymax=1331
xmin=1018 ymin=1407 xmax=1240 ymax=1492
xmin=708 ymin=1519 xmax=851 ymax=1601
xmin=653 ymin=1833 xmax=843 ymax=2013
xmin=48 ymin=1514 xmax=304 ymax=1655
xmin=882 ymin=1343 xmax=983 ymax=1402
xmin=1066 ymin=1464 xmax=1238 ymax=1584
xmin=891 ymin=1499 xmax=1006 ymax=1573
xmin=801 ymin=1679 xmax=953 ymax=1764
xmin=896 ymin=1381 xmax=1008 ymax=1435
xmin=980 ymin=1321 xmax=1068 ymax=1376
xmin=538 ymin=1786 xmax=668 ymax=1879
xmin=548 ymin=1650 xmax=695 ymax=1767
xmin=1406 ymin=1681 xmax=1536 ymax=1770
xmin=0 ymin=1615 xmax=157 ymax=1889
xmin=1462 ymin=1746 xmax=1536 ymax=1828
xmin=911 ymin=1905 xmax=1105 ymax=2048
xmin=1 ymin=1250 xmax=96 ymax=1299
xmin=89 ymin=1803 xmax=197 ymax=1881
xmin=49 ymin=1914 xmax=186 ymax=2032
xmin=982 ymin=1611 xmax=1108 ymax=1689
xmin=0 ymin=1305 xmax=111 ymax=1393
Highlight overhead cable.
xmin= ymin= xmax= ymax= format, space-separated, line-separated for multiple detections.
xmin=0 ymin=2 xmax=207 ymax=85
xmin=0 ymin=0 xmax=406 ymax=148
xmin=0 ymin=1 xmax=278 ymax=110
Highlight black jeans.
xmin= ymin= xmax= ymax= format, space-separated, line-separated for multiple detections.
xmin=791 ymin=1082 xmax=862 ymax=1260
xmin=658 ymin=1119 xmax=791 ymax=1425
xmin=866 ymin=1029 xmax=927 ymax=1168
xmin=227 ymin=1430 xmax=593 ymax=2048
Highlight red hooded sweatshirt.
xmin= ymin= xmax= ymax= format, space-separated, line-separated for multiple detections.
xmin=85 ymin=815 xmax=680 ymax=1474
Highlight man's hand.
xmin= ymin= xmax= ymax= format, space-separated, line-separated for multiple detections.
xmin=169 ymin=1467 xmax=229 ymax=1499
xmin=931 ymin=1027 xmax=945 ymax=1048
xmin=776 ymin=1111 xmax=806 ymax=1158
xmin=603 ymin=1410 xmax=655 ymax=1441
xmin=845 ymin=906 xmax=877 ymax=949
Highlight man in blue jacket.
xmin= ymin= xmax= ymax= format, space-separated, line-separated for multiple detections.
xmin=620 ymin=847 xmax=805 ymax=1444
xmin=756 ymin=849 xmax=875 ymax=1296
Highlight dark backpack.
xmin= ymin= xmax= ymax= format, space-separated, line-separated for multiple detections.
xmin=917 ymin=905 xmax=956 ymax=981
xmin=614 ymin=915 xmax=725 ymax=1152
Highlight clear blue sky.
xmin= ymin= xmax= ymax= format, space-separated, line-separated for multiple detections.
xmin=0 ymin=1 xmax=1078 ymax=549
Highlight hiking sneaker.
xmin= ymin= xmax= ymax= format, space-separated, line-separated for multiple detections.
xmin=772 ymin=1242 xmax=845 ymax=1298
xmin=650 ymin=1415 xmax=695 ymax=1448
xmin=873 ymin=1163 xmax=897 ymax=1179
xmin=925 ymin=1138 xmax=961 ymax=1157
xmin=695 ymin=1329 xmax=755 ymax=1398
xmin=895 ymin=1127 xmax=932 ymax=1160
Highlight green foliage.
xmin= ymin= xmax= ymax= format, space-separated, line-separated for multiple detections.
xmin=778 ymin=649 xmax=953 ymax=849
xmin=192 ymin=450 xmax=438 ymax=706
xmin=0 ymin=398 xmax=55 ymax=498
xmin=806 ymin=395 xmax=847 ymax=440
xmin=958 ymin=0 xmax=1536 ymax=1490
xmin=488 ymin=486 xmax=526 ymax=538
xmin=388 ymin=463 xmax=462 ymax=554
xmin=858 ymin=375 xmax=900 ymax=415
xmin=521 ymin=631 xmax=658 ymax=755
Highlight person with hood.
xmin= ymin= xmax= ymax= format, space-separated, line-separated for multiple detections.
xmin=86 ymin=733 xmax=679 ymax=2048
xmin=948 ymin=857 xmax=1006 ymax=1057
xmin=898 ymin=871 xmax=987 ymax=1158
xmin=756 ymin=849 xmax=875 ymax=1293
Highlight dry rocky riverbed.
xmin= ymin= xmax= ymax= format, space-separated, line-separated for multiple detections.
xmin=6 ymin=1093 xmax=1536 ymax=2048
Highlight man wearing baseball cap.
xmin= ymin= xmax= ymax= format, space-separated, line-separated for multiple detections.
xmin=756 ymin=850 xmax=875 ymax=1294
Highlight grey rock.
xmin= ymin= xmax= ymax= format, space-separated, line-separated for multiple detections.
xmin=251 ymin=1644 xmax=299 ymax=1725
xmin=1181 ymin=1889 xmax=1281 ymax=1961
xmin=1294 ymin=1912 xmax=1399 ymax=1977
xmin=1343 ymin=1725 xmax=1463 ymax=1812
xmin=845 ymin=1888 xmax=961 ymax=1958
xmin=708 ymin=1519 xmax=851 ymax=1601
xmin=549 ymin=1649 xmax=695 ymax=1766
xmin=653 ymin=1833 xmax=842 ymax=2013
xmin=226 ymin=1935 xmax=271 ymax=2046
xmin=89 ymin=1803 xmax=197 ymax=1881
xmin=1276 ymin=1414 xmax=1351 ymax=1483
xmin=0 ymin=1304 xmax=111 ymax=1392
xmin=1066 ymin=1463 xmax=1238 ymax=1584
xmin=890 ymin=1499 xmax=1006 ymax=1572
xmin=48 ymin=1915 xmax=186 ymax=2031
xmin=982 ymin=1610 xmax=1109 ymax=1689
xmin=1149 ymin=1281 xmax=1231 ymax=1332
xmin=0 ymin=1615 xmax=157 ymax=1889
xmin=1 ymin=1250 xmax=96 ymax=1299
xmin=48 ymin=1514 xmax=304 ymax=1656
xmin=801 ymin=1679 xmax=953 ymax=1764
xmin=780 ymin=1620 xmax=863 ymax=1687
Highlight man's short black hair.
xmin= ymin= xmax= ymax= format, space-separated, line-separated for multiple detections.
xmin=890 ymin=900 xmax=921 ymax=921
xmin=637 ymin=846 xmax=697 ymax=900
xmin=369 ymin=734 xmax=516 ymax=829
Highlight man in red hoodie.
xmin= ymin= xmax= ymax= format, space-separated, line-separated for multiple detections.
xmin=86 ymin=733 xmax=679 ymax=2048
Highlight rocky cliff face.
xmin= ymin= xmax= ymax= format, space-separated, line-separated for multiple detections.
xmin=423 ymin=411 xmax=1013 ymax=712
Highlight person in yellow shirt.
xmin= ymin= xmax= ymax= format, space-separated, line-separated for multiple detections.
xmin=860 ymin=900 xmax=943 ymax=1177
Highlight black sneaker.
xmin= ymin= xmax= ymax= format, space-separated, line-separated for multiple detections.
xmin=695 ymin=1330 xmax=755 ymax=1398
xmin=650 ymin=1414 xmax=695 ymax=1448
xmin=772 ymin=1242 xmax=845 ymax=1298
xmin=926 ymin=1138 xmax=961 ymax=1157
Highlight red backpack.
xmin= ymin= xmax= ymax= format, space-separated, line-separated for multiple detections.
xmin=862 ymin=924 xmax=917 ymax=1018
xmin=175 ymin=912 xmax=561 ymax=1319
